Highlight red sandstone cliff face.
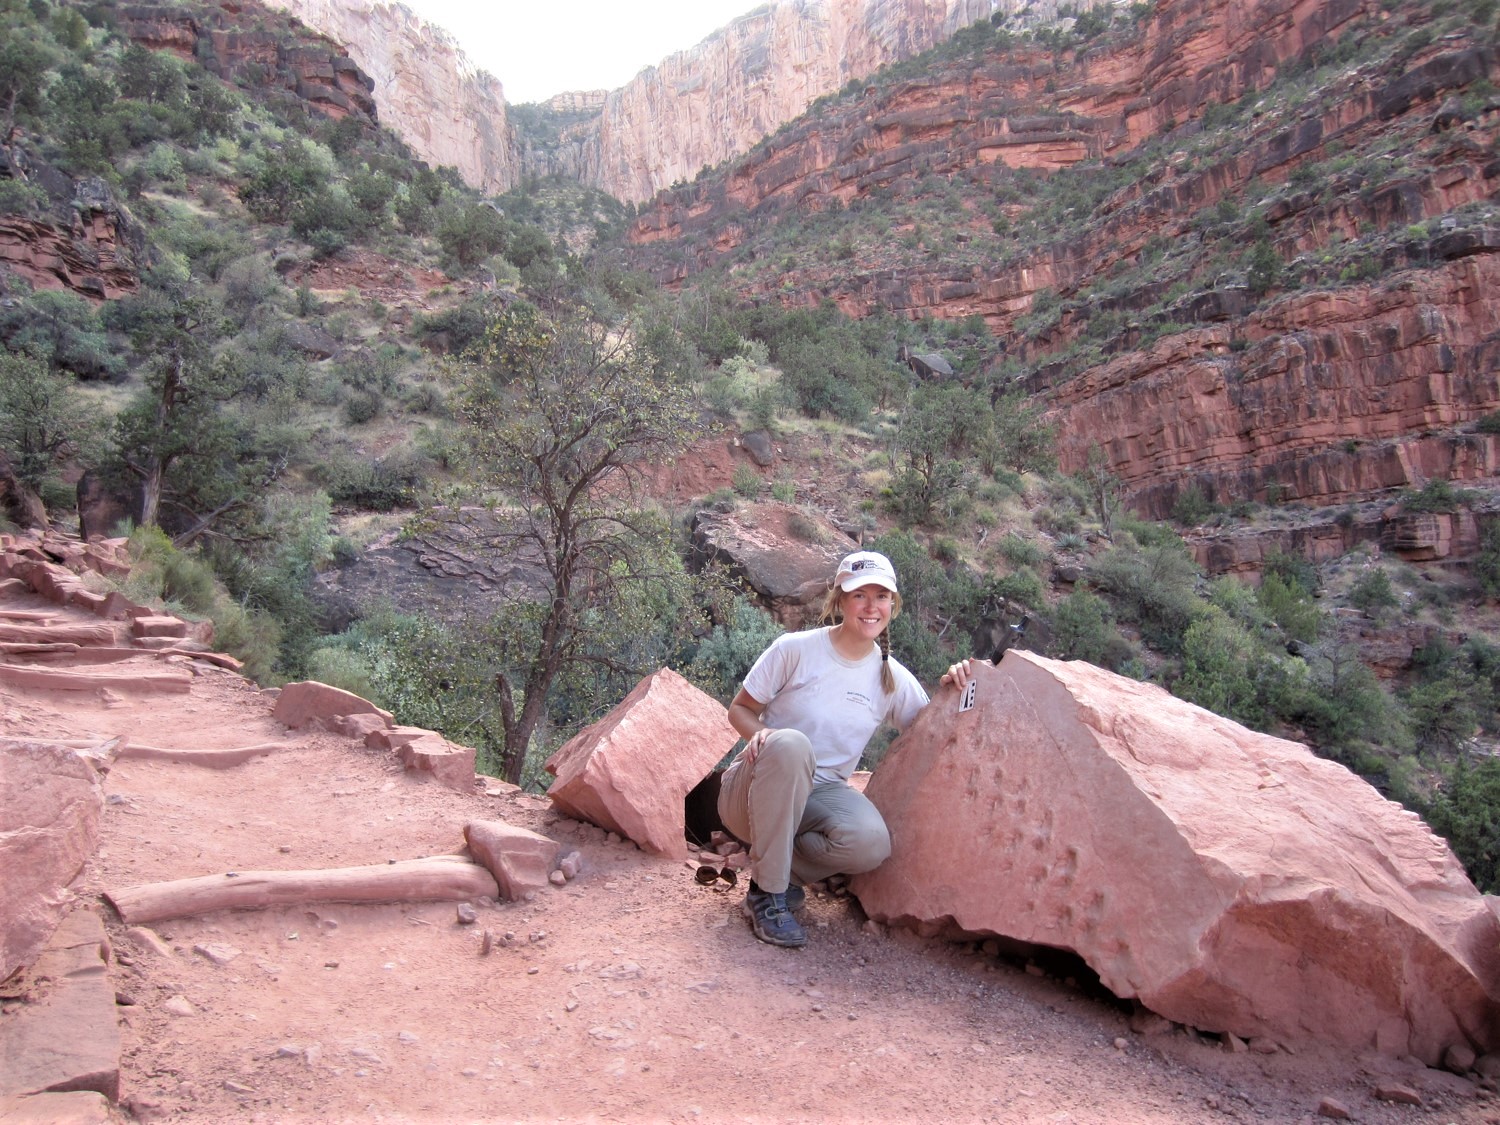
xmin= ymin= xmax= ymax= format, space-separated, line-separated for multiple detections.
xmin=1044 ymin=248 xmax=1500 ymax=519
xmin=627 ymin=0 xmax=1500 ymax=519
xmin=0 ymin=159 xmax=146 ymax=300
xmin=260 ymin=0 xmax=515 ymax=194
xmin=114 ymin=1 xmax=379 ymax=125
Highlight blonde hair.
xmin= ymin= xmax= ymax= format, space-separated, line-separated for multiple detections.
xmin=819 ymin=585 xmax=901 ymax=694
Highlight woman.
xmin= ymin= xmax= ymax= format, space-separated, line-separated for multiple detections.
xmin=718 ymin=550 xmax=972 ymax=947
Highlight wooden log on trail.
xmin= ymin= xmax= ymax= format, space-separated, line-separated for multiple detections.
xmin=0 ymin=663 xmax=193 ymax=693
xmin=118 ymin=742 xmax=283 ymax=768
xmin=104 ymin=857 xmax=501 ymax=924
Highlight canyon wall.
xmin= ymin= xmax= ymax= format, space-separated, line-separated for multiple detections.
xmin=262 ymin=0 xmax=515 ymax=193
xmin=1044 ymin=246 xmax=1500 ymax=519
xmin=264 ymin=0 xmax=1128 ymax=202
xmin=582 ymin=0 xmax=1005 ymax=202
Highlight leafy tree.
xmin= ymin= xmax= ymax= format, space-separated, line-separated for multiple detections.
xmin=1050 ymin=587 xmax=1131 ymax=668
xmin=0 ymin=17 xmax=57 ymax=139
xmin=448 ymin=297 xmax=705 ymax=782
xmin=436 ymin=202 xmax=509 ymax=271
xmin=0 ymin=351 xmax=102 ymax=488
xmin=988 ymin=386 xmax=1056 ymax=474
xmin=1425 ymin=757 xmax=1500 ymax=892
xmin=887 ymin=383 xmax=976 ymax=525
xmin=1089 ymin=537 xmax=1202 ymax=654
xmin=688 ymin=597 xmax=784 ymax=702
xmin=0 ymin=288 xmax=122 ymax=380
xmin=1256 ymin=570 xmax=1323 ymax=643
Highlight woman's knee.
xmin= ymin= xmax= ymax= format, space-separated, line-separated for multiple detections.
xmin=759 ymin=728 xmax=815 ymax=772
xmin=834 ymin=817 xmax=891 ymax=873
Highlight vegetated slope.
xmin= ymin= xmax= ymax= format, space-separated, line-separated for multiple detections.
xmin=625 ymin=0 xmax=1500 ymax=515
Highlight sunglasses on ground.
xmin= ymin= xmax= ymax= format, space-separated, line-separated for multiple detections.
xmin=694 ymin=865 xmax=738 ymax=887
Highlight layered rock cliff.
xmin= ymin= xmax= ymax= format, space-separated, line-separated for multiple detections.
xmin=266 ymin=0 xmax=1125 ymax=202
xmin=627 ymin=0 xmax=1500 ymax=517
xmin=262 ymin=0 xmax=515 ymax=193
xmin=579 ymin=0 xmax=1006 ymax=202
xmin=114 ymin=2 xmax=379 ymax=124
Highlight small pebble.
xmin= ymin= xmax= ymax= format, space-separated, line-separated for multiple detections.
xmin=457 ymin=903 xmax=478 ymax=925
xmin=1113 ymin=1038 xmax=1128 ymax=1050
xmin=527 ymin=967 xmax=540 ymax=975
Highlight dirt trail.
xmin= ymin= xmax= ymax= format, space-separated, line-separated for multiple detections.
xmin=5 ymin=581 xmax=1497 ymax=1124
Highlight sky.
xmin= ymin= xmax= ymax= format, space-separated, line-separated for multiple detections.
xmin=399 ymin=0 xmax=760 ymax=104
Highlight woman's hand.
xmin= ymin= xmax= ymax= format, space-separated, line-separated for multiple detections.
xmin=742 ymin=727 xmax=771 ymax=766
xmin=940 ymin=658 xmax=974 ymax=691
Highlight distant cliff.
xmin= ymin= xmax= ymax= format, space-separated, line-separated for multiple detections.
xmin=263 ymin=0 xmax=1121 ymax=203
xmin=262 ymin=0 xmax=516 ymax=194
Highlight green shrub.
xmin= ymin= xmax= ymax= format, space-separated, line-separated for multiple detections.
xmin=306 ymin=644 xmax=378 ymax=699
xmin=732 ymin=463 xmax=761 ymax=498
xmin=1403 ymin=478 xmax=1470 ymax=513
xmin=1348 ymin=567 xmax=1400 ymax=617
xmin=1256 ymin=571 xmax=1323 ymax=643
xmin=786 ymin=509 xmax=826 ymax=543
xmin=1049 ymin=588 xmax=1131 ymax=668
xmin=998 ymin=532 xmax=1044 ymax=568
xmin=687 ymin=598 xmax=784 ymax=702
xmin=1089 ymin=540 xmax=1203 ymax=654
xmin=1171 ymin=485 xmax=1216 ymax=526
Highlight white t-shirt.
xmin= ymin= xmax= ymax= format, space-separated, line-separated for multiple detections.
xmin=742 ymin=626 xmax=930 ymax=783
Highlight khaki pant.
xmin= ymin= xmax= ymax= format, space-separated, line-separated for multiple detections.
xmin=716 ymin=729 xmax=891 ymax=894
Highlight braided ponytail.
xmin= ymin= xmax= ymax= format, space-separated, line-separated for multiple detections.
xmin=877 ymin=626 xmax=895 ymax=693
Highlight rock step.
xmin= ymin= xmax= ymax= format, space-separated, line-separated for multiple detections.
xmin=0 ymin=623 xmax=116 ymax=646
xmin=0 ymin=908 xmax=121 ymax=1103
xmin=0 ymin=663 xmax=193 ymax=694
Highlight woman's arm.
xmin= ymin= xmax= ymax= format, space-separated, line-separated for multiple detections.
xmin=728 ymin=688 xmax=767 ymax=741
xmin=728 ymin=688 xmax=773 ymax=764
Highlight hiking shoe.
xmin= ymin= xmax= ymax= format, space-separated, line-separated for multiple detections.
xmin=746 ymin=887 xmax=807 ymax=948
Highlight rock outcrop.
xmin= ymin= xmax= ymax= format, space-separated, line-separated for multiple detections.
xmin=689 ymin=502 xmax=855 ymax=626
xmin=463 ymin=819 xmax=561 ymax=900
xmin=113 ymin=2 xmax=378 ymax=124
xmin=1046 ymin=251 xmax=1500 ymax=519
xmin=852 ymin=651 xmax=1500 ymax=1063
xmin=262 ymin=0 xmax=515 ymax=193
xmin=545 ymin=668 xmax=736 ymax=855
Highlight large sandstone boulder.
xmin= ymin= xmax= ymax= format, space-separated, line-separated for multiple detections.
xmin=0 ymin=740 xmax=109 ymax=981
xmin=545 ymin=669 xmax=736 ymax=856
xmin=852 ymin=651 xmax=1500 ymax=1064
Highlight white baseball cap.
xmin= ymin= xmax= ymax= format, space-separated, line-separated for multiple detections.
xmin=836 ymin=551 xmax=898 ymax=594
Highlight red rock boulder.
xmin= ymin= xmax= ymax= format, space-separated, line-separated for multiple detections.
xmin=852 ymin=651 xmax=1500 ymax=1064
xmin=464 ymin=820 xmax=561 ymax=900
xmin=545 ymin=669 xmax=736 ymax=856
xmin=0 ymin=740 xmax=109 ymax=981
xmin=273 ymin=680 xmax=394 ymax=731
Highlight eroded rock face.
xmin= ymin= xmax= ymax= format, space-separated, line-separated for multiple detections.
xmin=545 ymin=669 xmax=736 ymax=855
xmin=689 ymin=502 xmax=854 ymax=626
xmin=1046 ymin=253 xmax=1500 ymax=519
xmin=263 ymin=0 xmax=514 ymax=193
xmin=311 ymin=507 xmax=548 ymax=631
xmin=852 ymin=651 xmax=1500 ymax=1062
xmin=0 ymin=741 xmax=109 ymax=982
